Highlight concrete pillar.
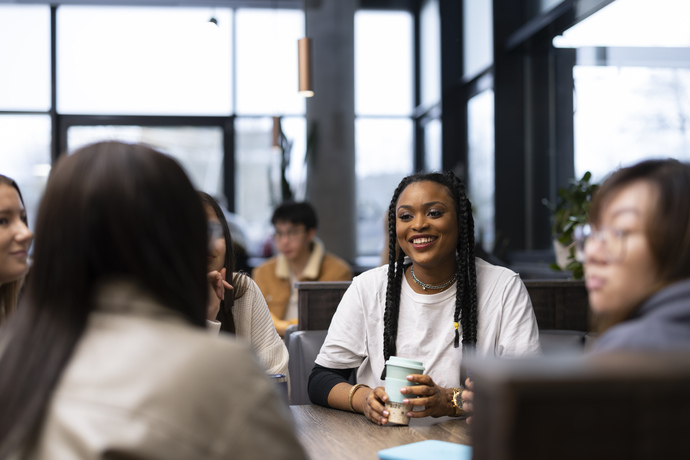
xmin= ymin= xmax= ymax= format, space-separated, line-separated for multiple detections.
xmin=304 ymin=0 xmax=357 ymax=263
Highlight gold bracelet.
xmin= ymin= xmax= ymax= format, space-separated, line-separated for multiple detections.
xmin=348 ymin=383 xmax=370 ymax=413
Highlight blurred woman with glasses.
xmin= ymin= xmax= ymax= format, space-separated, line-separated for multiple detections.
xmin=574 ymin=158 xmax=690 ymax=352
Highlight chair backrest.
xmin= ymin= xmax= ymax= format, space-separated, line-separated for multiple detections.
xmin=287 ymin=329 xmax=329 ymax=405
xmin=283 ymin=323 xmax=298 ymax=349
xmin=295 ymin=279 xmax=590 ymax=332
xmin=470 ymin=352 xmax=690 ymax=460
xmin=523 ymin=279 xmax=590 ymax=331
xmin=296 ymin=281 xmax=351 ymax=331
xmin=539 ymin=329 xmax=588 ymax=354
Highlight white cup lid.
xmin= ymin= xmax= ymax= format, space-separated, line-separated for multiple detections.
xmin=385 ymin=356 xmax=424 ymax=371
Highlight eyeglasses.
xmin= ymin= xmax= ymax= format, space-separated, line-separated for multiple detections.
xmin=573 ymin=224 xmax=630 ymax=263
xmin=208 ymin=221 xmax=224 ymax=242
xmin=273 ymin=227 xmax=306 ymax=241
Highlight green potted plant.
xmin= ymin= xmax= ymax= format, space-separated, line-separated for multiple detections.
xmin=546 ymin=171 xmax=599 ymax=279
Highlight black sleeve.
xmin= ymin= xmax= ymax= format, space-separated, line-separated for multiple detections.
xmin=308 ymin=364 xmax=355 ymax=407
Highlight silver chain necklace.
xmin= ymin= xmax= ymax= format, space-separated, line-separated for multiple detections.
xmin=410 ymin=266 xmax=458 ymax=291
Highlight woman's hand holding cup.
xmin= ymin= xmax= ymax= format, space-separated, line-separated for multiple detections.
xmin=363 ymin=386 xmax=390 ymax=425
xmin=401 ymin=374 xmax=452 ymax=418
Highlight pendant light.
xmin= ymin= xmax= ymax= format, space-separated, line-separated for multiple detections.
xmin=298 ymin=1 xmax=314 ymax=97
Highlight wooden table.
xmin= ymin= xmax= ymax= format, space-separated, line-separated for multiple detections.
xmin=290 ymin=405 xmax=471 ymax=460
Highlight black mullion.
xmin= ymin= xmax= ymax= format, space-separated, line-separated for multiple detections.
xmin=59 ymin=114 xmax=230 ymax=127
xmin=227 ymin=7 xmax=238 ymax=212
xmin=223 ymin=116 xmax=235 ymax=213
xmin=50 ymin=5 xmax=60 ymax=162
xmin=412 ymin=0 xmax=423 ymax=172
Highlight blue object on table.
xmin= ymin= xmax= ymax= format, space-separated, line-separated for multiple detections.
xmin=377 ymin=440 xmax=472 ymax=460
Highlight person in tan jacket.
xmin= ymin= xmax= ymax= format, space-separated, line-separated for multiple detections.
xmin=0 ymin=142 xmax=306 ymax=460
xmin=252 ymin=201 xmax=352 ymax=336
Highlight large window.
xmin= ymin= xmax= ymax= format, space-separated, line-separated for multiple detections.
xmin=420 ymin=0 xmax=442 ymax=172
xmin=0 ymin=5 xmax=52 ymax=230
xmin=574 ymin=66 xmax=690 ymax=182
xmin=57 ymin=7 xmax=233 ymax=116
xmin=463 ymin=0 xmax=493 ymax=79
xmin=234 ymin=116 xmax=306 ymax=256
xmin=467 ymin=90 xmax=495 ymax=253
xmin=355 ymin=10 xmax=414 ymax=258
xmin=0 ymin=6 xmax=51 ymax=112
xmin=2 ymin=3 xmax=422 ymax=262
xmin=0 ymin=115 xmax=51 ymax=231
xmin=420 ymin=0 xmax=441 ymax=108
xmin=556 ymin=0 xmax=690 ymax=183
xmin=233 ymin=8 xmax=306 ymax=254
xmin=66 ymin=125 xmax=225 ymax=194
xmin=234 ymin=9 xmax=305 ymax=116
xmin=1 ymin=4 xmax=312 ymax=258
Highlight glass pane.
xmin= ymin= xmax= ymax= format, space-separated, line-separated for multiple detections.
xmin=463 ymin=0 xmax=493 ymax=79
xmin=355 ymin=11 xmax=414 ymax=116
xmin=66 ymin=125 xmax=224 ymax=197
xmin=356 ymin=118 xmax=413 ymax=257
xmin=574 ymin=66 xmax=690 ymax=183
xmin=0 ymin=5 xmax=50 ymax=111
xmin=554 ymin=0 xmax=690 ymax=48
xmin=420 ymin=0 xmax=441 ymax=107
xmin=282 ymin=117 xmax=308 ymax=202
xmin=235 ymin=9 xmax=305 ymax=116
xmin=58 ymin=6 xmax=233 ymax=115
xmin=234 ymin=116 xmax=306 ymax=257
xmin=0 ymin=115 xmax=52 ymax=232
xmin=467 ymin=90 xmax=495 ymax=253
xmin=424 ymin=118 xmax=442 ymax=172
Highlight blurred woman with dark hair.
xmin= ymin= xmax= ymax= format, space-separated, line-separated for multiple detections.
xmin=0 ymin=174 xmax=33 ymax=325
xmin=200 ymin=192 xmax=288 ymax=377
xmin=0 ymin=142 xmax=305 ymax=459
xmin=576 ymin=158 xmax=690 ymax=351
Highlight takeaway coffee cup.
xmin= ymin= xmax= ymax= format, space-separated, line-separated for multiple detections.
xmin=384 ymin=357 xmax=425 ymax=425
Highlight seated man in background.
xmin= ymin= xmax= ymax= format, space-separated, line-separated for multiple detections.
xmin=253 ymin=201 xmax=352 ymax=336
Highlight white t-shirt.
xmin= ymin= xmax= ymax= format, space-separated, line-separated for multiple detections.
xmin=314 ymin=258 xmax=541 ymax=389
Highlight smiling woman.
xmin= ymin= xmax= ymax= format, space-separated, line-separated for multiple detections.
xmin=0 ymin=175 xmax=34 ymax=325
xmin=308 ymin=171 xmax=540 ymax=426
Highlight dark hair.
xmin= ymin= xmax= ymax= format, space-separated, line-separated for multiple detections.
xmin=0 ymin=141 xmax=208 ymax=455
xmin=590 ymin=158 xmax=690 ymax=284
xmin=381 ymin=171 xmax=478 ymax=378
xmin=271 ymin=201 xmax=318 ymax=230
xmin=0 ymin=175 xmax=29 ymax=325
xmin=198 ymin=192 xmax=249 ymax=334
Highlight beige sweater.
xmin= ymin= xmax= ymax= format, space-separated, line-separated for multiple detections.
xmin=207 ymin=276 xmax=289 ymax=378
xmin=22 ymin=280 xmax=305 ymax=460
